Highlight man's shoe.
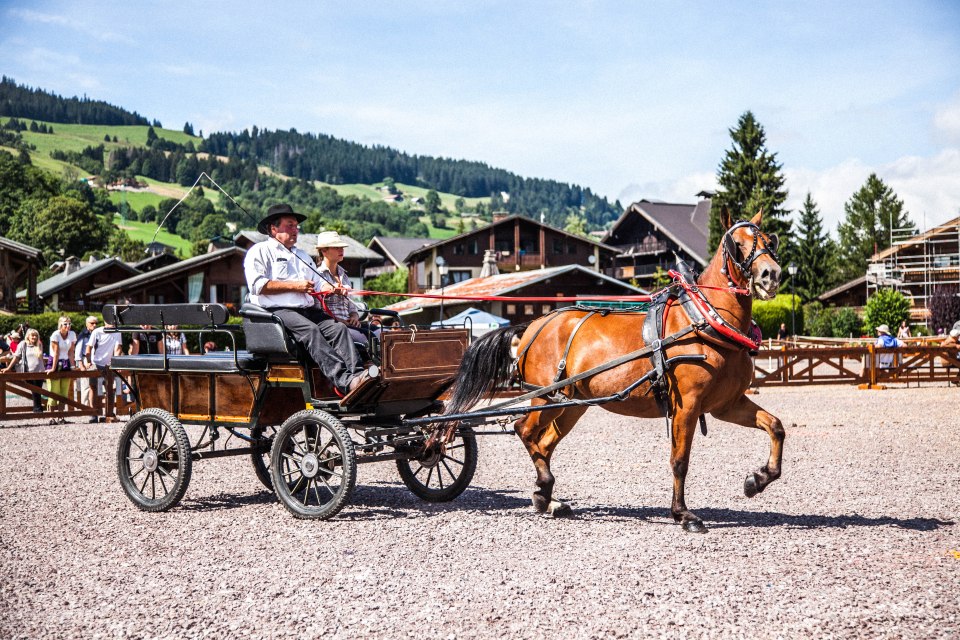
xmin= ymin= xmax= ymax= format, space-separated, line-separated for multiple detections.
xmin=346 ymin=365 xmax=380 ymax=394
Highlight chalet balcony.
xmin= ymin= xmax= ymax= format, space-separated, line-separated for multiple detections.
xmin=616 ymin=240 xmax=669 ymax=256
xmin=497 ymin=252 xmax=544 ymax=269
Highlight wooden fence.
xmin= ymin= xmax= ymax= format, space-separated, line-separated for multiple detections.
xmin=0 ymin=370 xmax=133 ymax=422
xmin=753 ymin=345 xmax=960 ymax=389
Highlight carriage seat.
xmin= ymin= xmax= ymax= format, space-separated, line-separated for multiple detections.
xmin=239 ymin=303 xmax=301 ymax=361
xmin=111 ymin=351 xmax=267 ymax=373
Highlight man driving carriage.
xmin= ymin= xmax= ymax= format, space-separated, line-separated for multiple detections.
xmin=243 ymin=203 xmax=376 ymax=395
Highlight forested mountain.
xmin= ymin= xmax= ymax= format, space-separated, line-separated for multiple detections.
xmin=0 ymin=76 xmax=151 ymax=126
xmin=202 ymin=128 xmax=621 ymax=228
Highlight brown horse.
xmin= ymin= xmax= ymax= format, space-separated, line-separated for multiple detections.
xmin=444 ymin=209 xmax=784 ymax=532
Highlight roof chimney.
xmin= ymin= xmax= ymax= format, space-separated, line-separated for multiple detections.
xmin=479 ymin=249 xmax=500 ymax=278
xmin=492 ymin=211 xmax=509 ymax=224
xmin=63 ymin=256 xmax=82 ymax=275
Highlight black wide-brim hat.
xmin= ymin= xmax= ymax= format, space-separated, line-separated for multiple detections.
xmin=257 ymin=203 xmax=307 ymax=234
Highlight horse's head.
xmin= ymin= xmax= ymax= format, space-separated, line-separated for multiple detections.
xmin=719 ymin=209 xmax=781 ymax=300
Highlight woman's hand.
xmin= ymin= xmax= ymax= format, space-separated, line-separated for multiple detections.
xmin=346 ymin=313 xmax=360 ymax=328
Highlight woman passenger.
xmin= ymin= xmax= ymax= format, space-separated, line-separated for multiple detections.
xmin=47 ymin=316 xmax=77 ymax=422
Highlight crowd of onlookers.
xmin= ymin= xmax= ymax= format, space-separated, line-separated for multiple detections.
xmin=0 ymin=315 xmax=224 ymax=424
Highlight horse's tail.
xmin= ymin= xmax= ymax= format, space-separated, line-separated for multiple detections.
xmin=444 ymin=323 xmax=529 ymax=415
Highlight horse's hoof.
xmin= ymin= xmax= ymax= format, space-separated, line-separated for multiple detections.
xmin=532 ymin=495 xmax=549 ymax=513
xmin=547 ymin=500 xmax=572 ymax=517
xmin=682 ymin=519 xmax=708 ymax=534
xmin=744 ymin=473 xmax=759 ymax=498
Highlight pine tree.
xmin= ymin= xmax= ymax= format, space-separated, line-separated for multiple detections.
xmin=709 ymin=111 xmax=791 ymax=258
xmin=793 ymin=193 xmax=834 ymax=300
xmin=836 ymin=173 xmax=914 ymax=282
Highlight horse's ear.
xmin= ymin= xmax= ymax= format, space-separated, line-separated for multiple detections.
xmin=720 ymin=206 xmax=733 ymax=230
xmin=749 ymin=208 xmax=763 ymax=227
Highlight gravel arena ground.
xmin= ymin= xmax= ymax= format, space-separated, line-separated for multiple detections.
xmin=1 ymin=384 xmax=958 ymax=639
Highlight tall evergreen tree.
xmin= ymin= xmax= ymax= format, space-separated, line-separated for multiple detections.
xmin=793 ymin=192 xmax=835 ymax=300
xmin=709 ymin=111 xmax=791 ymax=258
xmin=836 ymin=173 xmax=914 ymax=282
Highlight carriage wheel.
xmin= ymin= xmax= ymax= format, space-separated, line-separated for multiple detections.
xmin=270 ymin=410 xmax=356 ymax=520
xmin=397 ymin=427 xmax=477 ymax=502
xmin=250 ymin=425 xmax=278 ymax=491
xmin=117 ymin=408 xmax=192 ymax=512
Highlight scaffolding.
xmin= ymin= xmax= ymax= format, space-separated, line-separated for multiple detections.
xmin=867 ymin=218 xmax=960 ymax=326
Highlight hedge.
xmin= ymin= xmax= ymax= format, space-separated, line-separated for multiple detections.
xmin=752 ymin=294 xmax=802 ymax=339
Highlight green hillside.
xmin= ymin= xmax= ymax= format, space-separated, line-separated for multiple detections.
xmin=6 ymin=117 xmax=487 ymax=243
xmin=112 ymin=213 xmax=194 ymax=257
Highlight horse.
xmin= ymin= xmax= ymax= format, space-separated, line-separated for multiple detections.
xmin=443 ymin=209 xmax=784 ymax=532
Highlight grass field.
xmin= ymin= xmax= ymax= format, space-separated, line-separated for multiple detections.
xmin=316 ymin=180 xmax=491 ymax=212
xmin=113 ymin=213 xmax=194 ymax=257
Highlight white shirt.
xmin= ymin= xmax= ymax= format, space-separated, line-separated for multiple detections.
xmin=49 ymin=330 xmax=76 ymax=362
xmin=243 ymin=238 xmax=322 ymax=308
xmin=87 ymin=326 xmax=123 ymax=367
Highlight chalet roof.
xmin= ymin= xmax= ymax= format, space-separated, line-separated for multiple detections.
xmin=870 ymin=215 xmax=960 ymax=261
xmin=0 ymin=235 xmax=43 ymax=261
xmin=385 ymin=264 xmax=647 ymax=313
xmin=87 ymin=246 xmax=245 ymax=299
xmin=368 ymin=236 xmax=432 ymax=267
xmin=234 ymin=230 xmax=381 ymax=261
xmin=818 ymin=275 xmax=867 ymax=303
xmin=404 ymin=214 xmax=620 ymax=262
xmin=130 ymin=252 xmax=181 ymax=271
xmin=604 ymin=199 xmax=711 ymax=266
xmin=22 ymin=257 xmax=139 ymax=298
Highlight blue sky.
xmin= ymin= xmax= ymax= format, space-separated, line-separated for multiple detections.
xmin=2 ymin=1 xmax=959 ymax=234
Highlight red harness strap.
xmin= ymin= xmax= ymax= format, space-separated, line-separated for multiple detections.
xmin=668 ymin=270 xmax=761 ymax=351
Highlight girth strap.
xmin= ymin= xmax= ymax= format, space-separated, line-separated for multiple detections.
xmin=554 ymin=311 xmax=596 ymax=383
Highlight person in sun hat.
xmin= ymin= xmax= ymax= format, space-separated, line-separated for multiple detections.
xmin=315 ymin=230 xmax=371 ymax=348
xmin=243 ymin=204 xmax=376 ymax=396
xmin=874 ymin=323 xmax=904 ymax=368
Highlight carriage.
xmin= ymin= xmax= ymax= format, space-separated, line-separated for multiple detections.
xmin=107 ymin=301 xmax=480 ymax=520
xmin=109 ymin=210 xmax=787 ymax=532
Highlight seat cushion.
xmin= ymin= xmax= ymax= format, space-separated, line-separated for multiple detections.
xmin=111 ymin=351 xmax=267 ymax=373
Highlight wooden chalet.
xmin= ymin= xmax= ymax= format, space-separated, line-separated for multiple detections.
xmin=385 ymin=264 xmax=647 ymax=327
xmin=818 ymin=276 xmax=868 ymax=310
xmin=234 ymin=230 xmax=381 ymax=291
xmin=0 ymin=236 xmax=43 ymax=313
xmin=87 ymin=246 xmax=248 ymax=308
xmin=20 ymin=256 xmax=140 ymax=312
xmin=404 ymin=214 xmax=620 ymax=293
xmin=867 ymin=215 xmax=960 ymax=323
xmin=365 ymin=236 xmax=431 ymax=279
xmin=603 ymin=195 xmax=712 ymax=286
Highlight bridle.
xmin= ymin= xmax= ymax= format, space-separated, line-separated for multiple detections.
xmin=720 ymin=221 xmax=779 ymax=291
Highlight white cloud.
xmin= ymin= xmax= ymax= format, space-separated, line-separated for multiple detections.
xmin=7 ymin=7 xmax=133 ymax=44
xmin=934 ymin=91 xmax=960 ymax=145
xmin=786 ymin=150 xmax=960 ymax=234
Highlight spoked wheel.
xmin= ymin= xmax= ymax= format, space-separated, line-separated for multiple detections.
xmin=117 ymin=408 xmax=192 ymax=511
xmin=397 ymin=427 xmax=477 ymax=502
xmin=250 ymin=424 xmax=278 ymax=491
xmin=270 ymin=410 xmax=356 ymax=520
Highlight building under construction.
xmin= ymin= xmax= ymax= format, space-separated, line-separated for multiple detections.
xmin=867 ymin=215 xmax=960 ymax=326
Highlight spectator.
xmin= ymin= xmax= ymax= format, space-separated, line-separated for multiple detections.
xmin=85 ymin=318 xmax=123 ymax=422
xmin=74 ymin=316 xmax=98 ymax=411
xmin=160 ymin=325 xmax=190 ymax=355
xmin=874 ymin=324 xmax=904 ymax=368
xmin=776 ymin=322 xmax=789 ymax=340
xmin=2 ymin=328 xmax=45 ymax=412
xmin=942 ymin=320 xmax=960 ymax=348
xmin=47 ymin=316 xmax=77 ymax=423
xmin=0 ymin=334 xmax=9 ymax=359
xmin=130 ymin=324 xmax=162 ymax=355
xmin=8 ymin=329 xmax=22 ymax=354
xmin=203 ymin=341 xmax=217 ymax=354
xmin=896 ymin=320 xmax=911 ymax=340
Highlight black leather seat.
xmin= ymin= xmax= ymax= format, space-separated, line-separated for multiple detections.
xmin=111 ymin=351 xmax=267 ymax=373
xmin=239 ymin=303 xmax=301 ymax=361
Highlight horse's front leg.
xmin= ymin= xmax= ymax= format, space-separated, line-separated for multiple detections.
xmin=669 ymin=409 xmax=708 ymax=533
xmin=711 ymin=395 xmax=785 ymax=497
